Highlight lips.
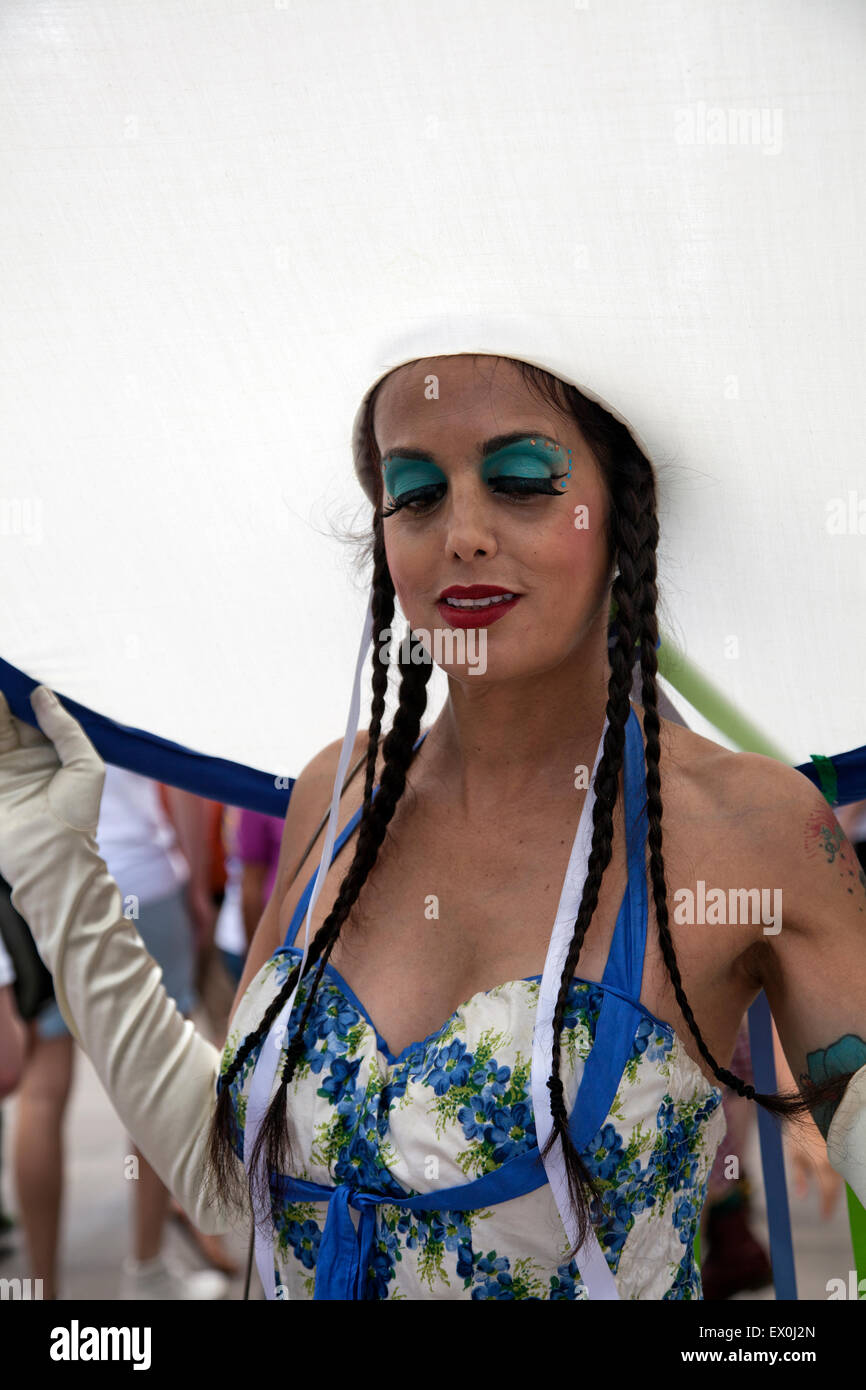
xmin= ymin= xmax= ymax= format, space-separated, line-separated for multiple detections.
xmin=435 ymin=592 xmax=522 ymax=628
xmin=438 ymin=584 xmax=520 ymax=600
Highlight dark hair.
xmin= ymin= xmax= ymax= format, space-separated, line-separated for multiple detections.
xmin=205 ymin=355 xmax=851 ymax=1256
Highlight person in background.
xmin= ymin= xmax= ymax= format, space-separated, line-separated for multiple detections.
xmin=12 ymin=764 xmax=234 ymax=1299
xmin=836 ymin=799 xmax=866 ymax=872
xmin=0 ymin=936 xmax=25 ymax=1259
xmin=214 ymin=805 xmax=284 ymax=988
xmin=0 ymin=933 xmax=25 ymax=1101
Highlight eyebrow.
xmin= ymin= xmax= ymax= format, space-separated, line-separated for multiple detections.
xmin=380 ymin=431 xmax=564 ymax=464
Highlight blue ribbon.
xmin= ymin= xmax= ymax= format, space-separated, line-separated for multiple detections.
xmin=748 ymin=990 xmax=797 ymax=1300
xmin=2 ymin=652 xmax=864 ymax=812
xmin=275 ymin=1152 xmax=549 ymax=1299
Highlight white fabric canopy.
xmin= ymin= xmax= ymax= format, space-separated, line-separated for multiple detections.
xmin=2 ymin=0 xmax=863 ymax=776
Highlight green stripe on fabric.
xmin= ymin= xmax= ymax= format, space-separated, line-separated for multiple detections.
xmin=809 ymin=753 xmax=838 ymax=807
xmin=848 ymin=1186 xmax=866 ymax=1289
xmin=656 ymin=634 xmax=792 ymax=761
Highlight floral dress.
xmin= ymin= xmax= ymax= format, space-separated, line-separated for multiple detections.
xmin=219 ymin=707 xmax=726 ymax=1300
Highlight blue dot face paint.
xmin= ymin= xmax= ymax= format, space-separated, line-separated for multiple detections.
xmin=380 ymin=435 xmax=572 ymax=516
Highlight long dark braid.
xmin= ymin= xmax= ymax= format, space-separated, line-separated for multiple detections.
xmin=539 ymin=457 xmax=651 ymax=1250
xmin=205 ymin=515 xmax=432 ymax=1227
xmin=205 ymin=354 xmax=854 ymax=1260
xmin=516 ymin=359 xmax=854 ymax=1259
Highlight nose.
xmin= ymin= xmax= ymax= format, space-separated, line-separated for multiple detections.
xmin=440 ymin=477 xmax=500 ymax=562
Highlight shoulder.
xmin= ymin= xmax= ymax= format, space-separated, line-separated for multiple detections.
xmin=644 ymin=704 xmax=823 ymax=818
xmin=650 ymin=707 xmax=840 ymax=896
xmin=285 ymin=728 xmax=373 ymax=832
xmin=273 ymin=729 xmax=374 ymax=894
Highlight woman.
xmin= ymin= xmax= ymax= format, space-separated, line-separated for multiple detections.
xmin=1 ymin=352 xmax=864 ymax=1301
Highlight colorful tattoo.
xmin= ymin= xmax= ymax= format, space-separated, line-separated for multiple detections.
xmin=802 ymin=1033 xmax=866 ymax=1138
xmin=803 ymin=807 xmax=866 ymax=912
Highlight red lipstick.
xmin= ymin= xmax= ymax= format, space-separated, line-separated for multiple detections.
xmin=436 ymin=584 xmax=522 ymax=628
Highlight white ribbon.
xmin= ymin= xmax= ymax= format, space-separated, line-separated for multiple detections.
xmin=243 ymin=589 xmax=374 ymax=1299
xmin=530 ymin=714 xmax=621 ymax=1299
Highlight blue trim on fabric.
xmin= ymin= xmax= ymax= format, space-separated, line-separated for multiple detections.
xmin=748 ymin=990 xmax=798 ymax=1301
xmin=2 ymin=652 xmax=864 ymax=813
xmin=0 ymin=655 xmax=293 ymax=818
xmin=275 ymin=941 xmax=697 ymax=1063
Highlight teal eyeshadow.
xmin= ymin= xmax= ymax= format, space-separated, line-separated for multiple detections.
xmin=382 ymin=458 xmax=446 ymax=499
xmin=482 ymin=440 xmax=562 ymax=480
xmin=383 ymin=437 xmax=566 ymax=499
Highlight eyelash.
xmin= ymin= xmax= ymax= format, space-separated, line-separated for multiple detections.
xmin=380 ymin=473 xmax=569 ymax=518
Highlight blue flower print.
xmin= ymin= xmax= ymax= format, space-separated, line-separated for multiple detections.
xmin=228 ymin=942 xmax=725 ymax=1299
xmin=488 ymin=1101 xmax=534 ymax=1162
xmin=318 ymin=1055 xmax=362 ymax=1104
xmin=634 ymin=1015 xmax=675 ymax=1065
xmin=427 ymin=1211 xmax=473 ymax=1252
xmin=591 ymin=1121 xmax=625 ymax=1182
xmin=468 ymin=1060 xmax=511 ymax=1094
xmin=426 ymin=1039 xmax=472 ymax=1095
xmin=457 ymin=1091 xmax=498 ymax=1141
xmin=320 ymin=993 xmax=360 ymax=1043
xmin=280 ymin=1217 xmax=321 ymax=1271
xmin=471 ymin=1253 xmax=516 ymax=1300
xmin=334 ymin=1130 xmax=382 ymax=1190
xmin=550 ymin=1262 xmax=581 ymax=1299
xmin=366 ymin=1226 xmax=400 ymax=1299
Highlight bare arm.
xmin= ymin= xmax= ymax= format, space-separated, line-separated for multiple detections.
xmin=746 ymin=768 xmax=866 ymax=1138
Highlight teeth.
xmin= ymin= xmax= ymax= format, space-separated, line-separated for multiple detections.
xmin=444 ymin=593 xmax=516 ymax=608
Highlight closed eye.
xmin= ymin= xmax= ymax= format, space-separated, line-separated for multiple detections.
xmin=381 ymin=473 xmax=568 ymax=517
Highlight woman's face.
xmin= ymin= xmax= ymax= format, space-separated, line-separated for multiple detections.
xmin=373 ymin=355 xmax=614 ymax=682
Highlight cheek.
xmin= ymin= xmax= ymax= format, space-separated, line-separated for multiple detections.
xmin=532 ymin=499 xmax=606 ymax=589
xmin=383 ymin=529 xmax=431 ymax=609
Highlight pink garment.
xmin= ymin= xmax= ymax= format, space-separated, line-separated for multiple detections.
xmin=237 ymin=807 xmax=284 ymax=902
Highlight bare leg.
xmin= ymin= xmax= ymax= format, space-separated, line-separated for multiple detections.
xmin=129 ymin=1142 xmax=171 ymax=1262
xmin=13 ymin=1027 xmax=75 ymax=1300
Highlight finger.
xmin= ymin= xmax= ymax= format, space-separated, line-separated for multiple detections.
xmin=0 ymin=688 xmax=46 ymax=752
xmin=30 ymin=686 xmax=100 ymax=769
xmin=0 ymin=690 xmax=20 ymax=753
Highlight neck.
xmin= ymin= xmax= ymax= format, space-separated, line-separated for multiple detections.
xmin=421 ymin=626 xmax=623 ymax=818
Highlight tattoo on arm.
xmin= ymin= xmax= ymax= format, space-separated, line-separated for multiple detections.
xmin=801 ymin=1033 xmax=866 ymax=1139
xmin=803 ymin=808 xmax=866 ymax=912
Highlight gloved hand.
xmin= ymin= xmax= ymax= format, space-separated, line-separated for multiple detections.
xmin=0 ymin=685 xmax=248 ymax=1234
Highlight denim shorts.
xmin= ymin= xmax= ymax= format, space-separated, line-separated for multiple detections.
xmin=34 ymin=885 xmax=197 ymax=1041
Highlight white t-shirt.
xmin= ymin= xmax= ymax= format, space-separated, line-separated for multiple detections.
xmin=96 ymin=764 xmax=190 ymax=905
xmin=0 ymin=931 xmax=15 ymax=988
xmin=214 ymin=806 xmax=246 ymax=955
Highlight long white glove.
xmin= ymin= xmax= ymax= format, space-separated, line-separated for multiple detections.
xmin=0 ymin=685 xmax=249 ymax=1234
